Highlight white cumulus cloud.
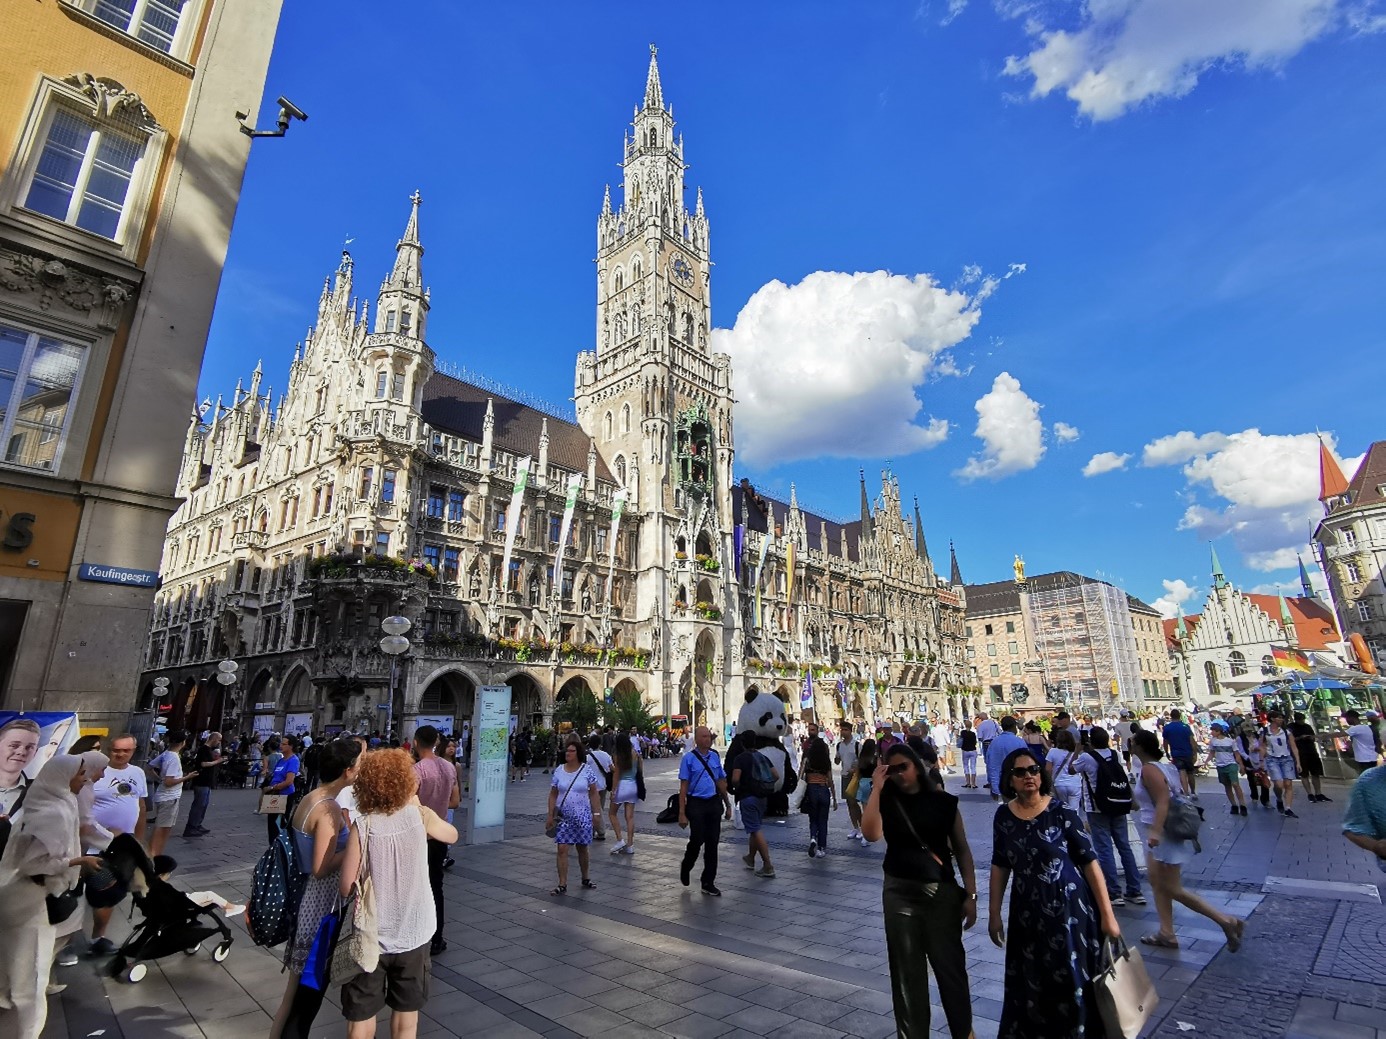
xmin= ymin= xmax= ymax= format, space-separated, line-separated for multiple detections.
xmin=1083 ymin=451 xmax=1131 ymax=476
xmin=1151 ymin=577 xmax=1198 ymax=619
xmin=955 ymin=371 xmax=1046 ymax=480
xmin=1054 ymin=421 xmax=1081 ymax=443
xmin=1141 ymin=430 xmax=1234 ymax=467
xmin=714 ymin=269 xmax=1017 ymax=467
xmin=1002 ymin=0 xmax=1345 ymax=121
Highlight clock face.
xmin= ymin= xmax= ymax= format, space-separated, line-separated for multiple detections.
xmin=670 ymin=255 xmax=694 ymax=286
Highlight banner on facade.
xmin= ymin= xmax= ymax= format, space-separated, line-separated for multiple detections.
xmin=283 ymin=713 xmax=313 ymax=737
xmin=837 ymin=675 xmax=848 ymax=713
xmin=786 ymin=540 xmax=796 ymax=607
xmin=733 ymin=524 xmax=744 ymax=581
xmin=753 ymin=532 xmax=771 ymax=630
xmin=0 ymin=711 xmax=78 ymax=784
xmin=498 ymin=456 xmax=531 ymax=594
xmin=800 ymin=669 xmax=813 ymax=711
xmin=411 ymin=715 xmax=456 ymax=737
xmin=604 ymin=488 xmax=627 ymax=604
xmin=868 ymin=674 xmax=878 ymax=716
xmin=551 ymin=472 xmax=583 ymax=599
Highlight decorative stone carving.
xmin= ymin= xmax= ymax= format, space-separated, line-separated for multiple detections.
xmin=0 ymin=250 xmax=135 ymax=331
xmin=64 ymin=73 xmax=162 ymax=131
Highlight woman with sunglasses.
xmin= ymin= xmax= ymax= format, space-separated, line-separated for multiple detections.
xmin=861 ymin=743 xmax=978 ymax=1039
xmin=547 ymin=737 xmax=602 ymax=895
xmin=989 ymin=748 xmax=1120 ymax=1038
xmin=1129 ymin=730 xmax=1244 ymax=952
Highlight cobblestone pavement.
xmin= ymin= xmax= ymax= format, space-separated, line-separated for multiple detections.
xmin=38 ymin=758 xmax=1386 ymax=1038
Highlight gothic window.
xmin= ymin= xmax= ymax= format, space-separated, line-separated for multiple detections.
xmin=614 ymin=269 xmax=624 ymax=293
xmin=632 ymin=257 xmax=642 ymax=279
xmin=648 ymin=127 xmax=658 ymax=149
xmin=374 ymin=531 xmax=390 ymax=556
xmin=698 ymin=323 xmax=707 ymax=350
xmin=426 ymin=486 xmax=444 ymax=518
xmin=1261 ymin=654 xmax=1274 ymax=674
xmin=621 ymin=403 xmax=631 ymax=434
xmin=1229 ymin=651 xmax=1246 ymax=676
xmin=683 ymin=313 xmax=693 ymax=343
xmin=604 ymin=411 xmax=614 ymax=441
xmin=507 ymin=560 xmax=521 ymax=592
xmin=359 ymin=466 xmax=373 ymax=499
xmin=381 ymin=469 xmax=396 ymax=503
xmin=375 ymin=371 xmax=387 ymax=397
xmin=385 ymin=311 xmax=397 ymax=332
xmin=666 ymin=302 xmax=676 ymax=334
xmin=442 ymin=547 xmax=459 ymax=582
xmin=494 ymin=505 xmax=507 ymax=532
xmin=447 ymin=489 xmax=465 ymax=521
xmin=256 ymin=510 xmax=268 ymax=533
xmin=632 ymin=308 xmax=641 ymax=334
xmin=391 ymin=373 xmax=405 ymax=400
xmin=614 ymin=455 xmax=626 ymax=486
xmin=422 ymin=544 xmax=441 ymax=571
xmin=1204 ymin=661 xmax=1218 ymax=700
xmin=399 ymin=309 xmax=412 ymax=335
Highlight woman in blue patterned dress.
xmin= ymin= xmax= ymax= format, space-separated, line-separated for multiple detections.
xmin=989 ymin=748 xmax=1121 ymax=1038
xmin=546 ymin=737 xmax=602 ymax=896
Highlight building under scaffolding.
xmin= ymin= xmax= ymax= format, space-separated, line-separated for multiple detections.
xmin=1021 ymin=572 xmax=1144 ymax=714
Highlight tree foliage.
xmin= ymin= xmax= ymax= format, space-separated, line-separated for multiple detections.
xmin=553 ymin=687 xmax=601 ymax=736
xmin=605 ymin=688 xmax=659 ymax=735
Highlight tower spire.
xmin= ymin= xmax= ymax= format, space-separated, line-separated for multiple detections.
xmin=375 ymin=191 xmax=429 ymax=337
xmin=949 ymin=541 xmax=963 ymax=586
xmin=1298 ymin=554 xmax=1315 ymax=599
xmin=913 ymin=496 xmax=928 ymax=561
xmin=644 ymin=43 xmax=663 ymax=110
xmin=858 ymin=469 xmax=873 ymax=538
xmin=1318 ymin=436 xmax=1350 ymax=504
xmin=1211 ymin=544 xmax=1227 ymax=590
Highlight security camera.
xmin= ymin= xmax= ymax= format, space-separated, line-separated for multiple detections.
xmin=239 ymin=95 xmax=308 ymax=139
xmin=278 ymin=97 xmax=308 ymax=123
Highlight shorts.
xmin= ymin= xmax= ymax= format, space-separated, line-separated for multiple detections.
xmin=1138 ymin=823 xmax=1196 ymax=866
xmin=612 ymin=778 xmax=638 ymax=805
xmin=1215 ymin=763 xmax=1240 ymax=785
xmin=1172 ymin=756 xmax=1196 ymax=773
xmin=738 ymin=796 xmax=765 ymax=833
xmin=1265 ymin=757 xmax=1297 ymax=782
xmin=340 ymin=942 xmax=431 ymax=1020
xmin=1298 ymin=754 xmax=1324 ymax=778
xmin=151 ymin=797 xmax=182 ymax=829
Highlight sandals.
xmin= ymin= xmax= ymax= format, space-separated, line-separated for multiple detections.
xmin=550 ymin=886 xmax=566 ymax=896
xmin=1139 ymin=933 xmax=1180 ymax=949
xmin=1222 ymin=918 xmax=1245 ymax=953
xmin=581 ymin=878 xmax=597 ymax=890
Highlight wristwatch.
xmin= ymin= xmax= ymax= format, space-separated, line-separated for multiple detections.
xmin=965 ymin=893 xmax=978 ymax=901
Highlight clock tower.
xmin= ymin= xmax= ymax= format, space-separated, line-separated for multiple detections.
xmin=574 ymin=46 xmax=739 ymax=726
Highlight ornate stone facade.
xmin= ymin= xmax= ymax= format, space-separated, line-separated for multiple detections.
xmin=139 ymin=50 xmax=966 ymax=738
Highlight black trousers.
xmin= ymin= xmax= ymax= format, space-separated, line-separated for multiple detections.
xmin=882 ymin=876 xmax=972 ymax=1039
xmin=427 ymin=837 xmax=447 ymax=943
xmin=680 ymin=797 xmax=722 ymax=887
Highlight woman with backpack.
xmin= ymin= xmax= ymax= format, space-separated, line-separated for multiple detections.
xmin=1130 ymin=730 xmax=1244 ymax=952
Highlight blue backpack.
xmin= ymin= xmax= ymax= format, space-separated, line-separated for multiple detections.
xmin=247 ymin=819 xmax=307 ymax=949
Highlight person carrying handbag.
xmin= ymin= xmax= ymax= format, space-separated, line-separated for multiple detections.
xmin=860 ymin=743 xmax=978 ymax=1039
xmin=547 ymin=737 xmax=602 ymax=895
xmin=335 ymin=749 xmax=457 ymax=1039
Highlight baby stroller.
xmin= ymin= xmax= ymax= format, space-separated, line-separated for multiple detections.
xmin=99 ymin=833 xmax=234 ymax=983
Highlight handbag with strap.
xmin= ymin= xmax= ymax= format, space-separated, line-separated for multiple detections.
xmin=889 ymin=798 xmax=950 ymax=885
xmin=329 ymin=816 xmax=378 ymax=985
xmin=1094 ymin=937 xmax=1159 ymax=1038
xmin=547 ymin=768 xmax=583 ymax=838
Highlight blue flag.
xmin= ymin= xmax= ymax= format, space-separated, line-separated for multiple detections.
xmin=801 ymin=670 xmax=814 ymax=710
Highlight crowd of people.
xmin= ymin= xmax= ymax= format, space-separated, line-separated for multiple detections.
xmin=1 ymin=699 xmax=1383 ymax=1039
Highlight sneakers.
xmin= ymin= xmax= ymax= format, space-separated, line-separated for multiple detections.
xmin=1229 ymin=805 xmax=1240 ymax=816
xmin=1238 ymin=804 xmax=1248 ymax=816
xmin=430 ymin=936 xmax=448 ymax=955
xmin=858 ymin=835 xmax=870 ymax=848
xmin=814 ymin=848 xmax=827 ymax=858
xmin=46 ymin=983 xmax=66 ymax=996
xmin=1127 ymin=893 xmax=1148 ymax=905
xmin=847 ymin=829 xmax=860 ymax=840
xmin=701 ymin=884 xmax=722 ymax=897
xmin=743 ymin=852 xmax=757 ymax=870
xmin=609 ymin=840 xmax=627 ymax=855
xmin=593 ymin=831 xmax=606 ymax=841
xmin=1276 ymin=803 xmax=1285 ymax=814
xmin=1284 ymin=809 xmax=1299 ymax=818
xmin=680 ymin=863 xmax=691 ymax=887
xmin=1109 ymin=896 xmax=1126 ymax=907
xmin=55 ymin=949 xmax=78 ymax=967
xmin=88 ymin=937 xmax=116 ymax=957
xmin=807 ymin=838 xmax=818 ymax=859
xmin=755 ymin=867 xmax=776 ymax=879
xmin=622 ymin=845 xmax=635 ymax=855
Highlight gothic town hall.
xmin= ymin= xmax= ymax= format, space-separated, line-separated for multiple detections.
xmin=141 ymin=51 xmax=971 ymax=739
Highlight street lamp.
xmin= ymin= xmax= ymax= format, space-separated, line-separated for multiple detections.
xmin=379 ymin=615 xmax=412 ymax=739
xmin=150 ymin=676 xmax=170 ymax=755
xmin=214 ymin=659 xmax=237 ymax=732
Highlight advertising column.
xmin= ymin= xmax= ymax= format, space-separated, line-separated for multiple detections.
xmin=468 ymin=684 xmax=512 ymax=845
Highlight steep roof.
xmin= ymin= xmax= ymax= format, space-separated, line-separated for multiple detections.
xmin=1339 ymin=441 xmax=1386 ymax=513
xmin=732 ymin=480 xmax=861 ymax=562
xmin=420 ymin=371 xmax=612 ymax=481
xmin=1163 ymin=594 xmax=1339 ymax=651
xmin=1126 ymin=594 xmax=1161 ymax=617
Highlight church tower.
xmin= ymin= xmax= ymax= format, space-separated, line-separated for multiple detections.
xmin=574 ymin=47 xmax=737 ymax=725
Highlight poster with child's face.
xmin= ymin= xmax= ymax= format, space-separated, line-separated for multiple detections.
xmin=0 ymin=711 xmax=79 ymax=790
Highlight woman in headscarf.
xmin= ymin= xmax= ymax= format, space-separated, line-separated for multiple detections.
xmin=0 ymin=755 xmax=103 ymax=1039
xmin=51 ymin=750 xmax=111 ymax=970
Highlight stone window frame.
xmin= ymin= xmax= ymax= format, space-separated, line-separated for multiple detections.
xmin=1 ymin=74 xmax=167 ymax=261
xmin=61 ymin=0 xmax=206 ymax=65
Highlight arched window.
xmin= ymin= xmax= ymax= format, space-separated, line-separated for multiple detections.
xmin=614 ymin=269 xmax=624 ymax=293
xmin=648 ymin=127 xmax=658 ymax=149
xmin=1204 ymin=661 xmax=1219 ymax=700
xmin=683 ymin=313 xmax=694 ymax=343
xmin=1229 ymin=651 xmax=1247 ymax=676
xmin=385 ymin=310 xmax=397 ymax=332
xmin=603 ymin=411 xmax=613 ymax=441
xmin=632 ymin=308 xmax=641 ymax=334
xmin=620 ymin=403 xmax=631 ymax=434
xmin=614 ymin=455 xmax=626 ymax=485
xmin=632 ymin=257 xmax=642 ymax=279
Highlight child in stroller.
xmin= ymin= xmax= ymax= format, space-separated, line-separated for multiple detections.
xmin=97 ymin=833 xmax=236 ymax=983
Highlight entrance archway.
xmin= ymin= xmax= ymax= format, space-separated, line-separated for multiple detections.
xmin=418 ymin=671 xmax=475 ymax=735
xmin=693 ymin=629 xmax=716 ymax=727
xmin=508 ymin=672 xmax=544 ymax=726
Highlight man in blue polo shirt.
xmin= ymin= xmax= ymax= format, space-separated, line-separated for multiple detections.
xmin=1161 ymin=708 xmax=1199 ymax=797
xmin=678 ymin=725 xmax=732 ymax=896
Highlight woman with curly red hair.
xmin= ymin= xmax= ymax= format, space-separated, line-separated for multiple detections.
xmin=337 ymin=749 xmax=457 ymax=1039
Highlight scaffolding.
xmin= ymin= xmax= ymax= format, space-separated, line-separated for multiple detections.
xmin=1022 ymin=574 xmax=1144 ymax=713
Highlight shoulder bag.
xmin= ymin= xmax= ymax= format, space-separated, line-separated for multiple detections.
xmin=547 ymin=768 xmax=582 ymax=838
xmin=329 ymin=815 xmax=379 ymax=984
xmin=889 ymin=797 xmax=950 ymax=885
xmin=1094 ymin=937 xmax=1159 ymax=1038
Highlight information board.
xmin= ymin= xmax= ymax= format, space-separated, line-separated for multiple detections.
xmin=469 ymin=684 xmax=512 ymax=840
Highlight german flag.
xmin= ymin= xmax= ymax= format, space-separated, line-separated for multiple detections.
xmin=1272 ymin=646 xmax=1310 ymax=672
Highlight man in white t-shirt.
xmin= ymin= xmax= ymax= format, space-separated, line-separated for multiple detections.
xmin=1344 ymin=711 xmax=1383 ymax=774
xmin=88 ymin=733 xmax=148 ymax=955
xmin=586 ymin=734 xmax=614 ymax=841
xmin=148 ymin=730 xmax=197 ymax=857
xmin=834 ymin=720 xmax=863 ymax=842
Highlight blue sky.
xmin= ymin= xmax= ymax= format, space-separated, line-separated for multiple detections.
xmin=201 ymin=0 xmax=1386 ymax=617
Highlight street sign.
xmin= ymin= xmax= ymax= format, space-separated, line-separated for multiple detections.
xmin=78 ymin=563 xmax=158 ymax=588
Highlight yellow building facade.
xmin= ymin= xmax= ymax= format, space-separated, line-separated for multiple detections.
xmin=0 ymin=0 xmax=283 ymax=729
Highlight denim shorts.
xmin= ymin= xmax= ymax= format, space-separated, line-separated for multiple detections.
xmin=739 ymin=796 xmax=765 ymax=833
xmin=1265 ymin=757 xmax=1297 ymax=782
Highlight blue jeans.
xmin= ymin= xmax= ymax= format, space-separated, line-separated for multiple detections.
xmin=805 ymin=784 xmax=831 ymax=849
xmin=184 ymin=785 xmax=211 ymax=834
xmin=1089 ymin=811 xmax=1142 ymax=897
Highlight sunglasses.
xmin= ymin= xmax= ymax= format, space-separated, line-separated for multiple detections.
xmin=886 ymin=762 xmax=910 ymax=776
xmin=1010 ymin=764 xmax=1043 ymax=778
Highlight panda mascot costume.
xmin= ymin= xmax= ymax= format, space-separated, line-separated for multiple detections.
xmin=727 ymin=690 xmax=798 ymax=818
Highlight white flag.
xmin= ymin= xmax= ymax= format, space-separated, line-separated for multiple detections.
xmin=552 ymin=473 xmax=584 ymax=600
xmin=498 ymin=457 xmax=530 ymax=593
xmin=604 ymin=488 xmax=627 ymax=605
